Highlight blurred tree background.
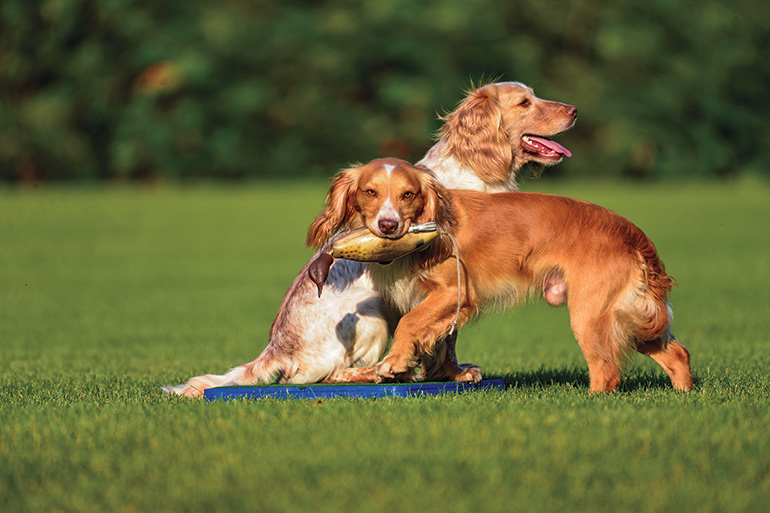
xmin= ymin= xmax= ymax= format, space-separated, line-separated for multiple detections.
xmin=0 ymin=0 xmax=767 ymax=182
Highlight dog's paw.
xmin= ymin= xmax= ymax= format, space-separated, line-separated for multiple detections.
xmin=411 ymin=366 xmax=427 ymax=381
xmin=376 ymin=358 xmax=411 ymax=381
xmin=457 ymin=363 xmax=483 ymax=384
xmin=376 ymin=361 xmax=397 ymax=379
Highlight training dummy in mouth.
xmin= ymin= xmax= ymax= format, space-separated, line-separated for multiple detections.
xmin=308 ymin=223 xmax=439 ymax=297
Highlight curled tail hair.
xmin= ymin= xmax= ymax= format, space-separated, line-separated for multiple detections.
xmin=629 ymin=228 xmax=675 ymax=340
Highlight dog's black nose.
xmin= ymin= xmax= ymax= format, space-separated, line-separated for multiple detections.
xmin=566 ymin=105 xmax=577 ymax=118
xmin=378 ymin=219 xmax=398 ymax=235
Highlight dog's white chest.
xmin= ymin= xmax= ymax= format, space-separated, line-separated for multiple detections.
xmin=369 ymin=261 xmax=429 ymax=314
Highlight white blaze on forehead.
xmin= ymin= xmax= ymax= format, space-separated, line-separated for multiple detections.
xmin=377 ymin=163 xmax=399 ymax=224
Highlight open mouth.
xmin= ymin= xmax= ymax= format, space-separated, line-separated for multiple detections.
xmin=521 ymin=134 xmax=572 ymax=160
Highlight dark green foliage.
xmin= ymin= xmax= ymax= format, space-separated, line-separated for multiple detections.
xmin=1 ymin=0 xmax=767 ymax=181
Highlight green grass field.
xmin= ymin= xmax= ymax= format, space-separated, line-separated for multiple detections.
xmin=2 ymin=180 xmax=769 ymax=513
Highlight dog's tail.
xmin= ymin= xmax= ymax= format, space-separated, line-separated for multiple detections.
xmin=632 ymin=235 xmax=675 ymax=340
xmin=612 ymin=230 xmax=676 ymax=357
xmin=162 ymin=345 xmax=286 ymax=398
xmin=615 ymin=241 xmax=692 ymax=391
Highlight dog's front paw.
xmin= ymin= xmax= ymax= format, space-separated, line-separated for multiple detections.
xmin=376 ymin=361 xmax=397 ymax=380
xmin=376 ymin=358 xmax=410 ymax=381
xmin=457 ymin=363 xmax=483 ymax=384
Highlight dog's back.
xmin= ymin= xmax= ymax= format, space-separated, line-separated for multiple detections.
xmin=447 ymin=191 xmax=670 ymax=293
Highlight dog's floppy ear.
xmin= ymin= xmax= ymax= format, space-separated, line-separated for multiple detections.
xmin=306 ymin=167 xmax=360 ymax=249
xmin=416 ymin=167 xmax=453 ymax=228
xmin=440 ymin=84 xmax=512 ymax=183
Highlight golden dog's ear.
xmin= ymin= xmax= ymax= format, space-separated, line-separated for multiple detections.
xmin=416 ymin=168 xmax=453 ymax=228
xmin=306 ymin=168 xmax=360 ymax=249
xmin=440 ymin=84 xmax=512 ymax=183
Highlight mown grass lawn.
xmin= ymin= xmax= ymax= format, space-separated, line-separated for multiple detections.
xmin=1 ymin=179 xmax=769 ymax=513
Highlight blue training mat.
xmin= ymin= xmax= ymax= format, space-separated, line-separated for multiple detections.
xmin=203 ymin=378 xmax=505 ymax=401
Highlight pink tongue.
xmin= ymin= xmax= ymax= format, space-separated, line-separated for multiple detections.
xmin=527 ymin=136 xmax=572 ymax=158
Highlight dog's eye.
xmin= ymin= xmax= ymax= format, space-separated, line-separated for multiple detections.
xmin=364 ymin=189 xmax=377 ymax=197
xmin=402 ymin=191 xmax=415 ymax=200
xmin=518 ymin=98 xmax=531 ymax=108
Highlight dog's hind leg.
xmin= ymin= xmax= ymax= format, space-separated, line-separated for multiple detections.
xmin=569 ymin=310 xmax=623 ymax=393
xmin=637 ymin=337 xmax=692 ymax=391
xmin=581 ymin=352 xmax=622 ymax=393
xmin=322 ymin=366 xmax=380 ymax=383
xmin=162 ymin=346 xmax=287 ymax=398
xmin=635 ymin=302 xmax=692 ymax=391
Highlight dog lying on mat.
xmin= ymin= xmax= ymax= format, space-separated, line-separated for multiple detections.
xmin=307 ymin=158 xmax=692 ymax=392
xmin=164 ymin=82 xmax=577 ymax=397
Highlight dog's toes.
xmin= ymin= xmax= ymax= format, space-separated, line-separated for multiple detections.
xmin=457 ymin=363 xmax=483 ymax=384
xmin=412 ymin=366 xmax=427 ymax=382
xmin=376 ymin=361 xmax=396 ymax=379
xmin=377 ymin=359 xmax=414 ymax=382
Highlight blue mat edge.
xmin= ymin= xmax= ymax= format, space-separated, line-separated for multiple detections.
xmin=203 ymin=378 xmax=506 ymax=401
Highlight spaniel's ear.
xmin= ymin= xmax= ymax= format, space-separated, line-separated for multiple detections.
xmin=440 ymin=84 xmax=512 ymax=183
xmin=306 ymin=168 xmax=360 ymax=249
xmin=416 ymin=168 xmax=453 ymax=228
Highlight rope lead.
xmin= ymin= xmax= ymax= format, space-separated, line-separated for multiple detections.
xmin=439 ymin=231 xmax=462 ymax=336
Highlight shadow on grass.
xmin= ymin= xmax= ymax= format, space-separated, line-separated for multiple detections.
xmin=485 ymin=366 xmax=684 ymax=393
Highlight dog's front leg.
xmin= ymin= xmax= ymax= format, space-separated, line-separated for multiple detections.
xmin=422 ymin=332 xmax=483 ymax=383
xmin=376 ymin=291 xmax=472 ymax=381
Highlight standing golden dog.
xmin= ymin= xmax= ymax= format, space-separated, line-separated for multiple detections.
xmin=307 ymin=159 xmax=692 ymax=392
xmin=164 ymin=82 xmax=577 ymax=397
